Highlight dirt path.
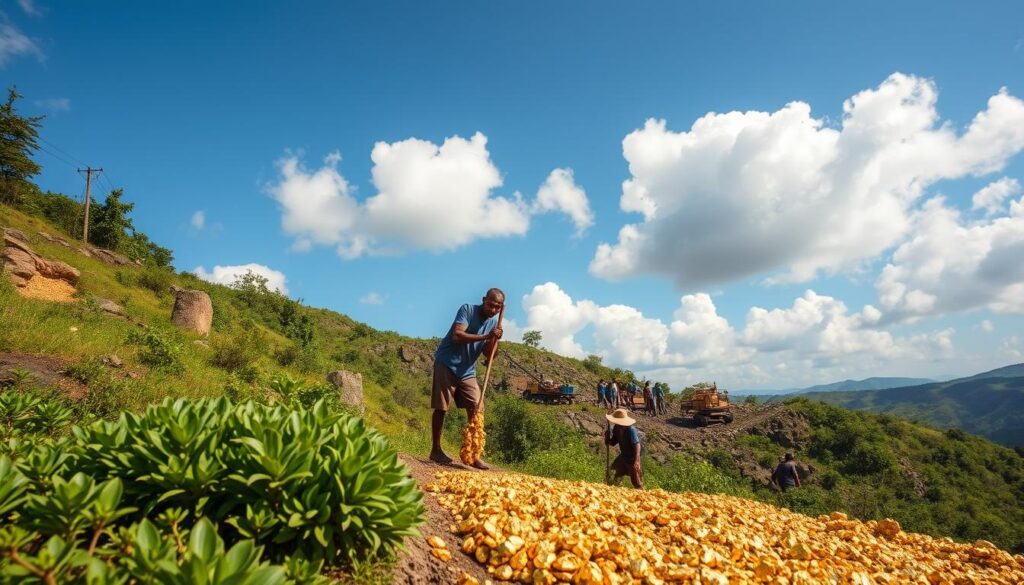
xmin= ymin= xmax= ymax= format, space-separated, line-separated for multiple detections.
xmin=391 ymin=455 xmax=498 ymax=584
xmin=0 ymin=351 xmax=87 ymax=399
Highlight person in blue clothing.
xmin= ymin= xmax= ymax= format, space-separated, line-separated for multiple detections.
xmin=597 ymin=380 xmax=608 ymax=408
xmin=605 ymin=408 xmax=644 ymax=489
xmin=429 ymin=288 xmax=504 ymax=469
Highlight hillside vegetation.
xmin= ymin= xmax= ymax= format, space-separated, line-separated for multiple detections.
xmin=801 ymin=376 xmax=1024 ymax=447
xmin=3 ymin=196 xmax=1024 ymax=564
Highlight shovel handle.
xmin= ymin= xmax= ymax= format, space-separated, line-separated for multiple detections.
xmin=480 ymin=304 xmax=505 ymax=399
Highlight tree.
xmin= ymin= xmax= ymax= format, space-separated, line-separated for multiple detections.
xmin=90 ymin=189 xmax=135 ymax=250
xmin=582 ymin=354 xmax=603 ymax=374
xmin=522 ymin=330 xmax=542 ymax=348
xmin=0 ymin=87 xmax=44 ymax=206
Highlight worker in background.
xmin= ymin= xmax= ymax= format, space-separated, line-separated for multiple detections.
xmin=643 ymin=381 xmax=655 ymax=416
xmin=627 ymin=380 xmax=639 ymax=407
xmin=597 ymin=379 xmax=608 ymax=408
xmin=654 ymin=382 xmax=666 ymax=415
xmin=771 ymin=452 xmax=801 ymax=491
xmin=605 ymin=408 xmax=644 ymax=489
xmin=609 ymin=378 xmax=621 ymax=408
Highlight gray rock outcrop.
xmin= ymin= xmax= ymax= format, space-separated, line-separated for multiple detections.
xmin=327 ymin=369 xmax=364 ymax=413
xmin=170 ymin=289 xmax=213 ymax=335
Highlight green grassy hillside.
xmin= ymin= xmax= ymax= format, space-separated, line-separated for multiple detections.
xmin=3 ymin=201 xmax=1024 ymax=555
xmin=802 ymin=376 xmax=1024 ymax=447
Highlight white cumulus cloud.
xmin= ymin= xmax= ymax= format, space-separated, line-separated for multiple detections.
xmin=190 ymin=210 xmax=206 ymax=230
xmin=590 ymin=74 xmax=1024 ymax=288
xmin=33 ymin=97 xmax=69 ymax=112
xmin=0 ymin=22 xmax=43 ymax=67
xmin=269 ymin=134 xmax=592 ymax=259
xmin=877 ymin=195 xmax=1024 ymax=320
xmin=193 ymin=263 xmax=289 ymax=295
xmin=971 ymin=177 xmax=1021 ymax=216
xmin=359 ymin=292 xmax=386 ymax=305
xmin=532 ymin=168 xmax=594 ymax=236
xmin=516 ymin=282 xmax=954 ymax=388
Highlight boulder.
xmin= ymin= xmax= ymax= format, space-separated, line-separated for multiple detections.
xmin=96 ymin=298 xmax=125 ymax=316
xmin=170 ymin=289 xmax=213 ymax=335
xmin=327 ymin=369 xmax=364 ymax=413
xmin=398 ymin=345 xmax=418 ymax=363
xmin=102 ymin=354 xmax=124 ymax=368
xmin=2 ymin=229 xmax=80 ymax=288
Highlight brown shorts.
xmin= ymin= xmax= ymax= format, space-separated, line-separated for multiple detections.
xmin=431 ymin=362 xmax=481 ymax=411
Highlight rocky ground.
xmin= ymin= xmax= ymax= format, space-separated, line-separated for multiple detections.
xmin=562 ymin=402 xmax=813 ymax=487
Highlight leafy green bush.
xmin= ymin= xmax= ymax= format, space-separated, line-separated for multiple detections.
xmin=0 ymin=397 xmax=423 ymax=581
xmin=644 ymin=455 xmax=752 ymax=497
xmin=485 ymin=394 xmax=569 ymax=464
xmin=210 ymin=327 xmax=266 ymax=381
xmin=137 ymin=265 xmax=174 ymax=297
xmin=69 ymin=398 xmax=423 ymax=562
xmin=126 ymin=328 xmax=184 ymax=373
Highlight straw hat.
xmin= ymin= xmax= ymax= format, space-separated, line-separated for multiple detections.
xmin=605 ymin=408 xmax=636 ymax=427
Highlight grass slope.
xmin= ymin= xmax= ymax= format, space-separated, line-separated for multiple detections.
xmin=3 ymin=202 xmax=1024 ymax=554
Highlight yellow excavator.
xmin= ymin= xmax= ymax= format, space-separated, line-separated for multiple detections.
xmin=679 ymin=382 xmax=734 ymax=426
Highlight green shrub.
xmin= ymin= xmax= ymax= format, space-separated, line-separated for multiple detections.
xmin=485 ymin=394 xmax=570 ymax=464
xmin=68 ymin=398 xmax=422 ymax=562
xmin=644 ymin=455 xmax=751 ymax=497
xmin=126 ymin=328 xmax=184 ymax=373
xmin=845 ymin=441 xmax=896 ymax=475
xmin=137 ymin=266 xmax=174 ymax=297
xmin=210 ymin=327 xmax=266 ymax=380
xmin=518 ymin=442 xmax=603 ymax=483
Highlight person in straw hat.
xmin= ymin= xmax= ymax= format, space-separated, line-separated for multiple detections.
xmin=604 ymin=408 xmax=644 ymax=488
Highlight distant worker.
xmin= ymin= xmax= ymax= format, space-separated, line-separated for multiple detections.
xmin=643 ymin=381 xmax=655 ymax=416
xmin=653 ymin=382 xmax=666 ymax=415
xmin=429 ymin=288 xmax=504 ymax=470
xmin=628 ymin=380 xmax=639 ymax=407
xmin=597 ymin=379 xmax=608 ymax=408
xmin=609 ymin=378 xmax=621 ymax=408
xmin=605 ymin=408 xmax=644 ymax=489
xmin=771 ymin=452 xmax=801 ymax=491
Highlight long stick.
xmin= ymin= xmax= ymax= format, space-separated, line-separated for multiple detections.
xmin=480 ymin=304 xmax=505 ymax=399
xmin=605 ymin=421 xmax=611 ymax=485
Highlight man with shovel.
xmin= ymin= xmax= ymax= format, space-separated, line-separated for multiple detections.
xmin=605 ymin=408 xmax=644 ymax=489
xmin=429 ymin=288 xmax=504 ymax=469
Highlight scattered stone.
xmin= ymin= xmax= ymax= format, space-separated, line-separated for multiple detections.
xmin=326 ymin=369 xmax=364 ymax=413
xmin=193 ymin=340 xmax=209 ymax=348
xmin=170 ymin=289 xmax=213 ymax=335
xmin=37 ymin=231 xmax=72 ymax=248
xmin=126 ymin=371 xmax=140 ymax=380
xmin=96 ymin=298 xmax=125 ymax=316
xmin=3 ymin=228 xmax=29 ymax=244
xmin=69 ymin=326 xmax=78 ymax=332
xmin=102 ymin=355 xmax=124 ymax=368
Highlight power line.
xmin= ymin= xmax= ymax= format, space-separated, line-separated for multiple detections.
xmin=37 ymin=136 xmax=87 ymax=167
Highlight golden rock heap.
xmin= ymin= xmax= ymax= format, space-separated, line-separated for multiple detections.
xmin=460 ymin=410 xmax=486 ymax=465
xmin=426 ymin=471 xmax=1024 ymax=585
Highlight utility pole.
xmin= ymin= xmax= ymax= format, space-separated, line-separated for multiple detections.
xmin=77 ymin=167 xmax=102 ymax=243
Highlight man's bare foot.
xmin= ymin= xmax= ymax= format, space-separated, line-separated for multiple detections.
xmin=471 ymin=459 xmax=490 ymax=470
xmin=429 ymin=450 xmax=454 ymax=465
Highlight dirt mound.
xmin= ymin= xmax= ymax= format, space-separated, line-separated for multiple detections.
xmin=16 ymin=274 xmax=77 ymax=302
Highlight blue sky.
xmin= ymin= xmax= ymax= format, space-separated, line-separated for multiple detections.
xmin=5 ymin=1 xmax=1024 ymax=389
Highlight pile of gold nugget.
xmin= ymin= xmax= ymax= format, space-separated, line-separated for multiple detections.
xmin=460 ymin=410 xmax=486 ymax=465
xmin=426 ymin=471 xmax=1024 ymax=584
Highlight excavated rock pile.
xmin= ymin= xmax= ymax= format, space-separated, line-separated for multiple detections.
xmin=427 ymin=471 xmax=1024 ymax=585
xmin=1 ymin=228 xmax=80 ymax=301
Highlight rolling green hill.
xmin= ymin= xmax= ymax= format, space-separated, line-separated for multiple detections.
xmin=801 ymin=376 xmax=1024 ymax=447
xmin=3 ymin=198 xmax=1024 ymax=556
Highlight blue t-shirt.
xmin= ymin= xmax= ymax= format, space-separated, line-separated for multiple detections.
xmin=434 ymin=303 xmax=498 ymax=380
xmin=597 ymin=383 xmax=607 ymax=398
xmin=608 ymin=424 xmax=641 ymax=461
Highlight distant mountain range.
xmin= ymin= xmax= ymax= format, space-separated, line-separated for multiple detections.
xmin=733 ymin=376 xmax=936 ymax=397
xmin=799 ymin=365 xmax=1024 ymax=447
